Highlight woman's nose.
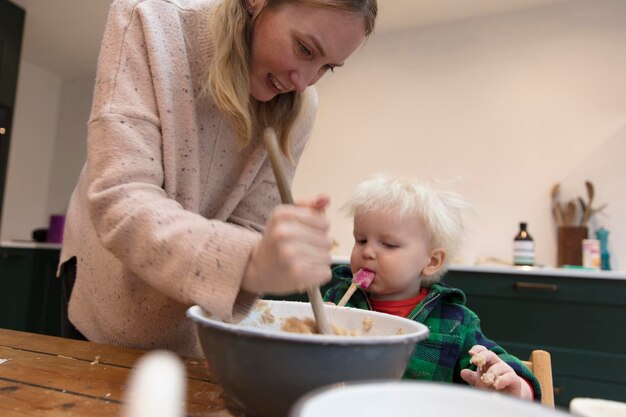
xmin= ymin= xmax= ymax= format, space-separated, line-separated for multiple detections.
xmin=289 ymin=71 xmax=308 ymax=93
xmin=289 ymin=65 xmax=323 ymax=92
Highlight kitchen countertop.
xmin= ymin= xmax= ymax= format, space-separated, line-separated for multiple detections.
xmin=4 ymin=245 xmax=623 ymax=279
xmin=1 ymin=240 xmax=62 ymax=250
xmin=446 ymin=264 xmax=626 ymax=280
xmin=331 ymin=256 xmax=626 ymax=281
xmin=0 ymin=328 xmax=240 ymax=417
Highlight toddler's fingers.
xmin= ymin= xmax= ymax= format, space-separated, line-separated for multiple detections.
xmin=480 ymin=362 xmax=513 ymax=388
xmin=493 ymin=371 xmax=519 ymax=391
xmin=480 ymin=371 xmax=496 ymax=386
xmin=469 ymin=346 xmax=493 ymax=369
xmin=474 ymin=349 xmax=500 ymax=370
xmin=468 ymin=345 xmax=488 ymax=355
xmin=460 ymin=369 xmax=480 ymax=386
xmin=470 ymin=354 xmax=486 ymax=369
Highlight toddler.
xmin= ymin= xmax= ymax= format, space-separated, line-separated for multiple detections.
xmin=324 ymin=173 xmax=540 ymax=401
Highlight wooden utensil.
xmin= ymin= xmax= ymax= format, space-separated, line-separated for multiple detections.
xmin=565 ymin=200 xmax=578 ymax=226
xmin=550 ymin=183 xmax=564 ymax=226
xmin=581 ymin=180 xmax=594 ymax=225
xmin=262 ymin=127 xmax=332 ymax=335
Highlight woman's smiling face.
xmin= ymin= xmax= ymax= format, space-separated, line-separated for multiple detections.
xmin=248 ymin=2 xmax=367 ymax=102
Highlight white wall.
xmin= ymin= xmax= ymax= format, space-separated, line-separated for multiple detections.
xmin=1 ymin=67 xmax=91 ymax=241
xmin=293 ymin=0 xmax=626 ymax=269
xmin=46 ymin=77 xmax=92 ymax=214
xmin=2 ymin=0 xmax=624 ymax=271
xmin=0 ymin=61 xmax=62 ymax=240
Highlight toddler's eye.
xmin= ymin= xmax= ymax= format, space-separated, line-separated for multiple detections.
xmin=355 ymin=238 xmax=367 ymax=245
xmin=382 ymin=242 xmax=398 ymax=249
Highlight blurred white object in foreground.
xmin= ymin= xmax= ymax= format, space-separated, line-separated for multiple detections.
xmin=570 ymin=398 xmax=626 ymax=417
xmin=290 ymin=381 xmax=570 ymax=417
xmin=122 ymin=350 xmax=186 ymax=417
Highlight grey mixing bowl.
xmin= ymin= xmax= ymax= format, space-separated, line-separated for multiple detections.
xmin=187 ymin=300 xmax=429 ymax=417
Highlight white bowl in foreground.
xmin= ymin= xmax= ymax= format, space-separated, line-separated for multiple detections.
xmin=570 ymin=398 xmax=626 ymax=417
xmin=290 ymin=381 xmax=572 ymax=417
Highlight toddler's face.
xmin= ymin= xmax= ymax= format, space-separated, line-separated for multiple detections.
xmin=350 ymin=209 xmax=434 ymax=300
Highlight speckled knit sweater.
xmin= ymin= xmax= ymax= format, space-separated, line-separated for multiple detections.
xmin=59 ymin=0 xmax=317 ymax=357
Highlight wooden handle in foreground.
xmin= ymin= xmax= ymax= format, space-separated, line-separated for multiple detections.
xmin=263 ymin=127 xmax=332 ymax=335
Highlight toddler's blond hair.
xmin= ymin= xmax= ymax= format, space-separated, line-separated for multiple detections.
xmin=345 ymin=173 xmax=469 ymax=285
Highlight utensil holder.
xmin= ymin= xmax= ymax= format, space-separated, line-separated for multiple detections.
xmin=557 ymin=226 xmax=588 ymax=266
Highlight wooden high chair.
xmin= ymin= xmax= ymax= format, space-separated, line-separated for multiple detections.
xmin=522 ymin=349 xmax=555 ymax=407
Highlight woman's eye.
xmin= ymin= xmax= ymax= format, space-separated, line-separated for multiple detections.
xmin=323 ymin=64 xmax=335 ymax=73
xmin=298 ymin=41 xmax=312 ymax=57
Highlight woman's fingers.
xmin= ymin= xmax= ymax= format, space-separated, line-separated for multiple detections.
xmin=270 ymin=205 xmax=332 ymax=250
xmin=242 ymin=201 xmax=332 ymax=295
xmin=295 ymin=194 xmax=330 ymax=211
xmin=272 ymin=204 xmax=330 ymax=232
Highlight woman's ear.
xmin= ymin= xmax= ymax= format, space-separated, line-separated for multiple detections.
xmin=422 ymin=248 xmax=446 ymax=277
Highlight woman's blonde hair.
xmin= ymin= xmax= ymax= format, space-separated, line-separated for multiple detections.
xmin=345 ymin=173 xmax=470 ymax=285
xmin=206 ymin=0 xmax=377 ymax=158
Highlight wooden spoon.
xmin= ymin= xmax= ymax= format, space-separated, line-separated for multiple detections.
xmin=262 ymin=127 xmax=332 ymax=335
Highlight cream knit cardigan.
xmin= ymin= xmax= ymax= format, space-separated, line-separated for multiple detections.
xmin=60 ymin=0 xmax=317 ymax=357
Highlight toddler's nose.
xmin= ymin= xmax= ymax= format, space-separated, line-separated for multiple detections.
xmin=362 ymin=244 xmax=376 ymax=259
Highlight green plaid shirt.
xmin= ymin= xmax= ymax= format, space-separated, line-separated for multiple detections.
xmin=324 ymin=265 xmax=541 ymax=401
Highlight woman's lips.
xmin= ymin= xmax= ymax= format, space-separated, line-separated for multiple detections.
xmin=267 ymin=73 xmax=287 ymax=94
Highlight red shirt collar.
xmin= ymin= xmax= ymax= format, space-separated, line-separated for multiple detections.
xmin=370 ymin=288 xmax=429 ymax=318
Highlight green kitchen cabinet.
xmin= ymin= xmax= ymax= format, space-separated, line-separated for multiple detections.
xmin=0 ymin=0 xmax=25 ymax=231
xmin=0 ymin=245 xmax=62 ymax=336
xmin=0 ymin=247 xmax=34 ymax=330
xmin=443 ymin=266 xmax=626 ymax=408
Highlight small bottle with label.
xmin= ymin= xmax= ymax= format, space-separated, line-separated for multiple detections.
xmin=513 ymin=222 xmax=535 ymax=266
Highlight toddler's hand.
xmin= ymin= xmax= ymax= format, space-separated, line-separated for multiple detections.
xmin=460 ymin=345 xmax=532 ymax=400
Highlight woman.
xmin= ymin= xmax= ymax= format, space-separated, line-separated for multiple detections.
xmin=59 ymin=0 xmax=377 ymax=357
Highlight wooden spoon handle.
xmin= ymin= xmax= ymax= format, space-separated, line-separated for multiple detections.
xmin=263 ymin=127 xmax=332 ymax=335
xmin=263 ymin=131 xmax=294 ymax=205
xmin=307 ymin=288 xmax=332 ymax=334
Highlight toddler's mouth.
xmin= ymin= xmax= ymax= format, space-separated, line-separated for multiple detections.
xmin=354 ymin=268 xmax=375 ymax=289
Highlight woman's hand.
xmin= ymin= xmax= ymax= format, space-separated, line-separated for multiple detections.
xmin=242 ymin=195 xmax=333 ymax=295
xmin=460 ymin=345 xmax=533 ymax=400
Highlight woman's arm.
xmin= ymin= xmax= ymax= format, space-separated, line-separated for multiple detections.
xmin=85 ymin=0 xmax=261 ymax=321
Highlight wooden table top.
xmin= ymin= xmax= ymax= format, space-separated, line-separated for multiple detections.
xmin=0 ymin=328 xmax=239 ymax=417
